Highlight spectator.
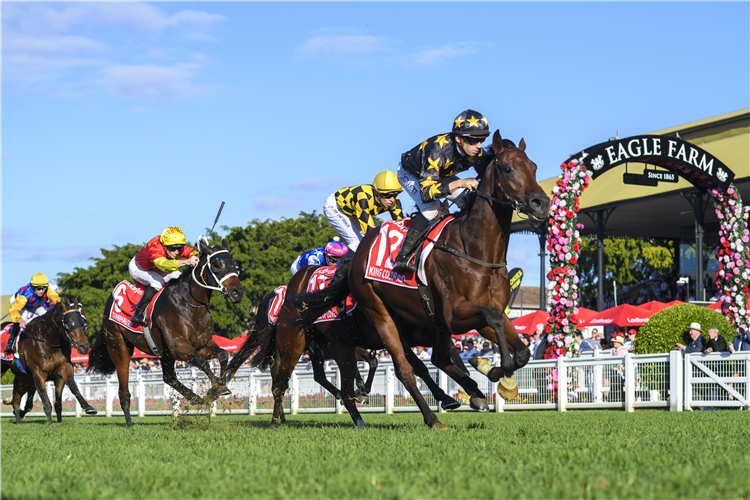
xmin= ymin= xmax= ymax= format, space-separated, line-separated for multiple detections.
xmin=730 ymin=328 xmax=750 ymax=352
xmin=533 ymin=328 xmax=549 ymax=360
xmin=705 ymin=326 xmax=728 ymax=353
xmin=478 ymin=341 xmax=494 ymax=357
xmin=529 ymin=333 xmax=539 ymax=356
xmin=520 ymin=335 xmax=530 ymax=348
xmin=590 ymin=329 xmax=602 ymax=350
xmin=624 ymin=329 xmax=637 ymax=351
xmin=413 ymin=346 xmax=430 ymax=360
xmin=674 ymin=322 xmax=707 ymax=353
xmin=578 ymin=332 xmax=596 ymax=353
xmin=460 ymin=339 xmax=479 ymax=359
xmin=610 ymin=335 xmax=629 ymax=357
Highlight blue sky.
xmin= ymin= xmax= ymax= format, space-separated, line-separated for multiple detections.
xmin=2 ymin=1 xmax=749 ymax=295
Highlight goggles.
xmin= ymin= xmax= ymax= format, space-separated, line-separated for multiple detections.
xmin=32 ymin=285 xmax=48 ymax=292
xmin=378 ymin=191 xmax=400 ymax=200
xmin=461 ymin=136 xmax=486 ymax=146
xmin=166 ymin=244 xmax=185 ymax=253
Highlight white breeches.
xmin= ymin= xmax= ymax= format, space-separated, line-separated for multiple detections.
xmin=128 ymin=257 xmax=180 ymax=290
xmin=397 ymin=163 xmax=470 ymax=221
xmin=323 ymin=193 xmax=364 ymax=251
xmin=290 ymin=256 xmax=303 ymax=276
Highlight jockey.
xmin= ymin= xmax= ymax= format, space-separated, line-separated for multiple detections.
xmin=323 ymin=170 xmax=404 ymax=253
xmin=393 ymin=109 xmax=495 ymax=272
xmin=5 ymin=273 xmax=61 ymax=354
xmin=128 ymin=226 xmax=199 ymax=324
xmin=290 ymin=237 xmax=348 ymax=275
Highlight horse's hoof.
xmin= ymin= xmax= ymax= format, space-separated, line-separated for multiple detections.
xmin=85 ymin=407 xmax=98 ymax=415
xmin=268 ymin=421 xmax=280 ymax=429
xmin=469 ymin=397 xmax=490 ymax=412
xmin=497 ymin=375 xmax=518 ymax=400
xmin=219 ymin=386 xmax=231 ymax=396
xmin=431 ymin=421 xmax=448 ymax=430
xmin=456 ymin=388 xmax=471 ymax=406
xmin=356 ymin=394 xmax=369 ymax=405
xmin=2 ymin=397 xmax=12 ymax=405
xmin=440 ymin=396 xmax=461 ymax=411
xmin=486 ymin=367 xmax=504 ymax=383
xmin=468 ymin=357 xmax=493 ymax=376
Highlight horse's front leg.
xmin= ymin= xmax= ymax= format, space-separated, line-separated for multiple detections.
xmin=429 ymin=337 xmax=489 ymax=412
xmin=31 ymin=371 xmax=53 ymax=425
xmin=161 ymin=357 xmax=204 ymax=409
xmin=170 ymin=338 xmax=228 ymax=401
xmin=53 ymin=376 xmax=66 ymax=422
xmin=403 ymin=347 xmax=460 ymax=411
xmin=195 ymin=340 xmax=230 ymax=399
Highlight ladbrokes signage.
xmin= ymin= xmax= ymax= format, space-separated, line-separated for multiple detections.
xmin=574 ymin=135 xmax=735 ymax=190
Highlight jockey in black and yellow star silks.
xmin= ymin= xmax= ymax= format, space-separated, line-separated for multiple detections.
xmin=324 ymin=170 xmax=404 ymax=252
xmin=393 ymin=109 xmax=496 ymax=272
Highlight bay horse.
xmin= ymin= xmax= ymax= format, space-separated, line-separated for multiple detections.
xmin=3 ymin=299 xmax=98 ymax=424
xmin=87 ymin=240 xmax=244 ymax=427
xmin=293 ymin=132 xmax=550 ymax=428
xmin=224 ymin=266 xmax=473 ymax=428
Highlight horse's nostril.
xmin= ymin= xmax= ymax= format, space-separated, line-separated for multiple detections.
xmin=530 ymin=198 xmax=542 ymax=209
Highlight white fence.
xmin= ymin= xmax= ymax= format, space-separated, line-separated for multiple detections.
xmin=2 ymin=351 xmax=748 ymax=419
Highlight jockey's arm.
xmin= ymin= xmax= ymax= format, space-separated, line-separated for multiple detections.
xmin=47 ymin=288 xmax=61 ymax=305
xmin=153 ymin=247 xmax=198 ymax=272
xmin=8 ymin=295 xmax=27 ymax=323
xmin=390 ymin=198 xmax=404 ymax=221
xmin=355 ymin=192 xmax=377 ymax=235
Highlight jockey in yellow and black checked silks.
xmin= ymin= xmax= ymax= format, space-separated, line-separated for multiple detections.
xmin=400 ymin=110 xmax=496 ymax=204
xmin=333 ymin=184 xmax=404 ymax=235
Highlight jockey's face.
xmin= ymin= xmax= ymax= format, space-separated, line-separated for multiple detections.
xmin=166 ymin=248 xmax=181 ymax=259
xmin=33 ymin=286 xmax=47 ymax=298
xmin=376 ymin=191 xmax=398 ymax=209
xmin=455 ymin=135 xmax=485 ymax=157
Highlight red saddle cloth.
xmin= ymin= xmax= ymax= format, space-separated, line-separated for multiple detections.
xmin=365 ymin=216 xmax=455 ymax=288
xmin=0 ymin=324 xmax=15 ymax=361
xmin=267 ymin=286 xmax=287 ymax=325
xmin=109 ymin=281 xmax=166 ymax=333
xmin=307 ymin=266 xmax=356 ymax=324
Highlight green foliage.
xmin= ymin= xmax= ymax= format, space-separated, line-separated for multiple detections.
xmin=2 ymin=412 xmax=749 ymax=499
xmin=56 ymin=211 xmax=338 ymax=339
xmin=578 ymin=236 xmax=675 ymax=296
xmin=634 ymin=304 xmax=736 ymax=354
xmin=1 ymin=369 xmax=13 ymax=385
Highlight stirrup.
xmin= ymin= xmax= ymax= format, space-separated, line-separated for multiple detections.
xmin=131 ymin=309 xmax=147 ymax=325
xmin=393 ymin=255 xmax=417 ymax=273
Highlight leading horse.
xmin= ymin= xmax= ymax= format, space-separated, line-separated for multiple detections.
xmin=87 ymin=240 xmax=244 ymax=427
xmin=294 ymin=132 xmax=550 ymax=428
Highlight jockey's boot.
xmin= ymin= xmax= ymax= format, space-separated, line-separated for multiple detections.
xmin=393 ymin=212 xmax=429 ymax=273
xmin=4 ymin=323 xmax=20 ymax=355
xmin=332 ymin=249 xmax=355 ymax=282
xmin=131 ymin=286 xmax=158 ymax=325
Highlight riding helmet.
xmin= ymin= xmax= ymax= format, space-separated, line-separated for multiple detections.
xmin=452 ymin=110 xmax=490 ymax=137
xmin=30 ymin=273 xmax=49 ymax=287
xmin=373 ymin=170 xmax=402 ymax=194
xmin=324 ymin=237 xmax=348 ymax=258
xmin=160 ymin=226 xmax=187 ymax=246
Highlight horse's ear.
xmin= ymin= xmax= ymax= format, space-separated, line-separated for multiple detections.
xmin=491 ymin=130 xmax=505 ymax=154
xmin=199 ymin=240 xmax=213 ymax=254
xmin=222 ymin=238 xmax=228 ymax=250
xmin=519 ymin=138 xmax=526 ymax=151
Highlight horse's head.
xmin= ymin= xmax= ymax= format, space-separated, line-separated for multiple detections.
xmin=60 ymin=297 xmax=90 ymax=355
xmin=486 ymin=130 xmax=550 ymax=222
xmin=197 ymin=239 xmax=245 ymax=303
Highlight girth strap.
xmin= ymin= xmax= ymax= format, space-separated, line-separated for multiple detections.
xmin=141 ymin=324 xmax=163 ymax=359
xmin=417 ymin=283 xmax=451 ymax=336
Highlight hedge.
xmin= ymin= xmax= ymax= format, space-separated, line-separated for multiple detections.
xmin=634 ymin=304 xmax=736 ymax=354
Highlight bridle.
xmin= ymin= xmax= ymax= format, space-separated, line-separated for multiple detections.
xmin=25 ymin=302 xmax=89 ymax=350
xmin=181 ymin=237 xmax=240 ymax=308
xmin=473 ymin=147 xmax=528 ymax=217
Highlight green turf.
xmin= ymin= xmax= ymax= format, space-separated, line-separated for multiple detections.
xmin=1 ymin=410 xmax=748 ymax=499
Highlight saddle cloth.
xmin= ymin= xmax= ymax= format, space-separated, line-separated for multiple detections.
xmin=267 ymin=286 xmax=287 ymax=325
xmin=108 ymin=281 xmax=166 ymax=333
xmin=365 ymin=216 xmax=455 ymax=288
xmin=307 ymin=266 xmax=356 ymax=324
xmin=0 ymin=324 xmax=15 ymax=361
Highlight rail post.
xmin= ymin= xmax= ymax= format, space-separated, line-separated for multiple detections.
xmin=138 ymin=373 xmax=145 ymax=417
xmin=557 ymin=356 xmax=567 ymax=412
xmin=438 ymin=369 xmax=448 ymax=413
xmin=669 ymin=350 xmax=683 ymax=411
xmin=335 ymin=366 xmax=343 ymax=414
xmin=105 ymin=375 xmax=114 ymax=417
xmin=249 ymin=373 xmax=256 ymax=416
xmin=624 ymin=353 xmax=635 ymax=412
xmin=593 ymin=349 xmax=603 ymax=403
xmin=684 ymin=353 xmax=693 ymax=411
xmin=493 ymin=353 xmax=503 ymax=412
xmin=386 ymin=366 xmax=394 ymax=415
xmin=291 ymin=372 xmax=299 ymax=415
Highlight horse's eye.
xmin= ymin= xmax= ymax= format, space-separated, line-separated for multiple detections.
xmin=503 ymin=166 xmax=512 ymax=174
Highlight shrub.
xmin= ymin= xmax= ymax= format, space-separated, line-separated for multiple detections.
xmin=634 ymin=304 xmax=736 ymax=354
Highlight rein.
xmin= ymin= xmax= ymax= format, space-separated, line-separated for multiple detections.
xmin=24 ymin=306 xmax=87 ymax=349
xmin=180 ymin=238 xmax=239 ymax=308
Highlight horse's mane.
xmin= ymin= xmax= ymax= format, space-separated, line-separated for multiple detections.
xmin=457 ymin=138 xmax=518 ymax=217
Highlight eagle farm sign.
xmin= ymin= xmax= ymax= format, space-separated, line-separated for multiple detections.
xmin=575 ymin=135 xmax=734 ymax=190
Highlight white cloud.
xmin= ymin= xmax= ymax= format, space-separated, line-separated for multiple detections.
xmin=100 ymin=63 xmax=203 ymax=103
xmin=407 ymin=42 xmax=481 ymax=67
xmin=2 ymin=3 xmax=224 ymax=103
xmin=1 ymin=227 xmax=102 ymax=263
xmin=298 ymin=34 xmax=390 ymax=59
xmin=254 ymin=197 xmax=300 ymax=212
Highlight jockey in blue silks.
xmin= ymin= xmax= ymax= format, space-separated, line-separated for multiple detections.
xmin=290 ymin=238 xmax=348 ymax=275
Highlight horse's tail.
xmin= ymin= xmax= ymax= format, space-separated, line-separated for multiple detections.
xmin=87 ymin=328 xmax=116 ymax=376
xmin=288 ymin=275 xmax=350 ymax=329
xmin=249 ymin=321 xmax=278 ymax=371
xmin=223 ymin=292 xmax=278 ymax=375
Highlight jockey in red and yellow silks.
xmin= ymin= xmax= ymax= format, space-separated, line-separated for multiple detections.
xmin=4 ymin=273 xmax=61 ymax=354
xmin=128 ymin=226 xmax=199 ymax=324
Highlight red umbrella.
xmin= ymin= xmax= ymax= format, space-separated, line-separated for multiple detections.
xmin=133 ymin=348 xmax=156 ymax=359
xmin=574 ymin=307 xmax=599 ymax=326
xmin=639 ymin=301 xmax=672 ymax=314
xmin=70 ymin=352 xmax=89 ymax=363
xmin=708 ymin=301 xmax=721 ymax=310
xmin=511 ymin=310 xmax=549 ymax=334
xmin=582 ymin=304 xmax=653 ymax=327
xmin=212 ymin=335 xmax=247 ymax=352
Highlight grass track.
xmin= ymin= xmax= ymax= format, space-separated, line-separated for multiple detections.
xmin=2 ymin=411 xmax=748 ymax=499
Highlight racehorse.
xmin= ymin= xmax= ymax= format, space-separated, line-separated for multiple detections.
xmin=3 ymin=299 xmax=98 ymax=424
xmin=308 ymin=344 xmax=378 ymax=404
xmin=224 ymin=266 xmax=470 ymax=428
xmin=292 ymin=132 xmax=550 ymax=428
xmin=87 ymin=240 xmax=244 ymax=427
xmin=2 ymin=360 xmax=36 ymax=420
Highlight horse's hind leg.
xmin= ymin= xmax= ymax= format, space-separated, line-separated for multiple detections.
xmin=404 ymin=348 xmax=460 ymax=411
xmin=65 ymin=373 xmax=97 ymax=415
xmin=20 ymin=385 xmax=36 ymax=419
xmin=106 ymin=327 xmax=136 ymax=427
xmin=326 ymin=344 xmax=366 ymax=428
xmin=196 ymin=341 xmax=230 ymax=398
xmin=430 ymin=339 xmax=489 ymax=412
xmin=31 ymin=371 xmax=53 ymax=425
xmin=54 ymin=376 xmax=66 ymax=422
xmin=12 ymin=376 xmax=32 ymax=424
xmin=269 ymin=324 xmax=306 ymax=428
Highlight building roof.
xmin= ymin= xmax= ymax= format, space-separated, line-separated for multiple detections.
xmin=512 ymin=109 xmax=750 ymax=238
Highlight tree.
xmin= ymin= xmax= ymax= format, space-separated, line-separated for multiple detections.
xmin=576 ymin=236 xmax=674 ymax=298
